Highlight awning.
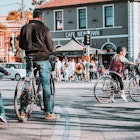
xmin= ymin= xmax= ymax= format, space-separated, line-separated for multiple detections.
xmin=56 ymin=36 xmax=107 ymax=56
xmin=56 ymin=36 xmax=85 ymax=52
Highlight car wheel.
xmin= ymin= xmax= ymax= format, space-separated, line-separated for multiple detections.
xmin=15 ymin=74 xmax=21 ymax=81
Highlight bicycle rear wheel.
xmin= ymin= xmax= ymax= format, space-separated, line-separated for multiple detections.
xmin=129 ymin=75 xmax=140 ymax=102
xmin=14 ymin=77 xmax=34 ymax=122
xmin=94 ymin=76 xmax=115 ymax=103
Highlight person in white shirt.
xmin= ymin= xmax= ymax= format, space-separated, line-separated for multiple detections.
xmin=55 ymin=57 xmax=62 ymax=81
xmin=69 ymin=59 xmax=76 ymax=81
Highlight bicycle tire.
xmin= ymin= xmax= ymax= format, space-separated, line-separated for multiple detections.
xmin=94 ymin=76 xmax=115 ymax=103
xmin=129 ymin=75 xmax=140 ymax=102
xmin=50 ymin=73 xmax=55 ymax=109
xmin=14 ymin=77 xmax=34 ymax=122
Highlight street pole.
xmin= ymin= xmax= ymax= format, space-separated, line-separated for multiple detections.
xmin=87 ymin=31 xmax=90 ymax=81
xmin=83 ymin=30 xmax=91 ymax=81
xmin=22 ymin=0 xmax=25 ymax=26
xmin=21 ymin=0 xmax=25 ymax=62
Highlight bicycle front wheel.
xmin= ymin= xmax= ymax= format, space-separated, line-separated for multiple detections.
xmin=50 ymin=73 xmax=55 ymax=110
xmin=94 ymin=76 xmax=115 ymax=103
xmin=14 ymin=78 xmax=34 ymax=122
xmin=129 ymin=75 xmax=140 ymax=102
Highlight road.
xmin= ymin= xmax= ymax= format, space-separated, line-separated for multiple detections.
xmin=0 ymin=80 xmax=140 ymax=140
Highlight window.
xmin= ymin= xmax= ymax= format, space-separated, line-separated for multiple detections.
xmin=54 ymin=10 xmax=63 ymax=30
xmin=104 ymin=5 xmax=114 ymax=27
xmin=78 ymin=8 xmax=87 ymax=29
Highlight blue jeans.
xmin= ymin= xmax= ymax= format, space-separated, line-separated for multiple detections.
xmin=0 ymin=93 xmax=5 ymax=114
xmin=26 ymin=60 xmax=53 ymax=113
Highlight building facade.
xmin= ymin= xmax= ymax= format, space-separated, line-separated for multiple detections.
xmin=38 ymin=0 xmax=140 ymax=68
xmin=0 ymin=16 xmax=21 ymax=63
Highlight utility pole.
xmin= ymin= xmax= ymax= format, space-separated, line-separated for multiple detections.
xmin=21 ymin=0 xmax=25 ymax=62
xmin=22 ymin=0 xmax=25 ymax=26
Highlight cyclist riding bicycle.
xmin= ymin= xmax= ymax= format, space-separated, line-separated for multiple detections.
xmin=0 ymin=66 xmax=10 ymax=123
xmin=109 ymin=46 xmax=134 ymax=102
xmin=19 ymin=9 xmax=59 ymax=120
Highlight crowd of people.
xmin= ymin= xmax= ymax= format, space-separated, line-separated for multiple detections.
xmin=54 ymin=56 xmax=105 ymax=82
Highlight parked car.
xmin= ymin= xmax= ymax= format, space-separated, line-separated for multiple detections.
xmin=0 ymin=62 xmax=26 ymax=80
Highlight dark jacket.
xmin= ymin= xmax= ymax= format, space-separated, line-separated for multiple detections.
xmin=19 ymin=20 xmax=55 ymax=61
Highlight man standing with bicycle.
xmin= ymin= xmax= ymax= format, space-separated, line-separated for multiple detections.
xmin=19 ymin=9 xmax=60 ymax=120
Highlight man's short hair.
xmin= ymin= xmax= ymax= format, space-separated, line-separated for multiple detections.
xmin=33 ymin=9 xmax=42 ymax=18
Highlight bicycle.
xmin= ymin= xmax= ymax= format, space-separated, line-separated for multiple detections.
xmin=94 ymin=71 xmax=121 ymax=103
xmin=127 ymin=64 xmax=140 ymax=102
xmin=14 ymin=56 xmax=55 ymax=122
xmin=93 ymin=64 xmax=136 ymax=104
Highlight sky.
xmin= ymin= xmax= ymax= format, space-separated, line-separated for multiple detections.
xmin=0 ymin=0 xmax=35 ymax=15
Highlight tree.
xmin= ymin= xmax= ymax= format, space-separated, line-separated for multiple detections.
xmin=24 ymin=11 xmax=33 ymax=24
xmin=6 ymin=10 xmax=32 ymax=24
xmin=32 ymin=0 xmax=46 ymax=5
xmin=6 ymin=11 xmax=21 ymax=21
xmin=0 ymin=22 xmax=7 ymax=30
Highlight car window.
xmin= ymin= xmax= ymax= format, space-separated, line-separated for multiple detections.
xmin=6 ymin=64 xmax=16 ymax=69
xmin=15 ymin=64 xmax=20 ymax=69
xmin=4 ymin=63 xmax=26 ymax=69
xmin=22 ymin=64 xmax=26 ymax=69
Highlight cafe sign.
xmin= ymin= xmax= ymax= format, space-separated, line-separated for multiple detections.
xmin=65 ymin=30 xmax=100 ymax=38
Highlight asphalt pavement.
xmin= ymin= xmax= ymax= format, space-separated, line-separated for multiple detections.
xmin=0 ymin=80 xmax=140 ymax=140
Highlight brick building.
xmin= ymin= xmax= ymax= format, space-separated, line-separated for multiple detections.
xmin=0 ymin=15 xmax=21 ymax=62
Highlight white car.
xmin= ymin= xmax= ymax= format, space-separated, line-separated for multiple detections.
xmin=0 ymin=62 xmax=26 ymax=80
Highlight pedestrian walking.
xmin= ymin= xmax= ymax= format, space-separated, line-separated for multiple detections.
xmin=55 ymin=57 xmax=62 ymax=81
xmin=75 ymin=60 xmax=83 ymax=81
